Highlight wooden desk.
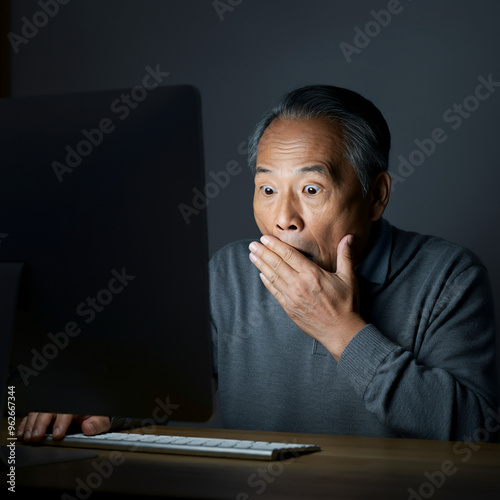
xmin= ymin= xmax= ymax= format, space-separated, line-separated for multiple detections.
xmin=13 ymin=426 xmax=500 ymax=499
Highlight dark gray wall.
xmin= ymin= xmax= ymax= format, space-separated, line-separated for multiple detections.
xmin=10 ymin=0 xmax=500 ymax=390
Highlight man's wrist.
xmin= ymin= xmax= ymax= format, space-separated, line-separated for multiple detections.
xmin=323 ymin=314 xmax=367 ymax=362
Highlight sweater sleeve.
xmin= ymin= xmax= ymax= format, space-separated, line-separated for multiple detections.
xmin=337 ymin=263 xmax=499 ymax=442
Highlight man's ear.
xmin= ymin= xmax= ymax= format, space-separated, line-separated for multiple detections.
xmin=368 ymin=171 xmax=391 ymax=221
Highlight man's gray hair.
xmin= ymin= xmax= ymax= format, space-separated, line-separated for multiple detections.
xmin=248 ymin=84 xmax=391 ymax=196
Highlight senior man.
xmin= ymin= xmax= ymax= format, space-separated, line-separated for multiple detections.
xmin=18 ymin=85 xmax=498 ymax=442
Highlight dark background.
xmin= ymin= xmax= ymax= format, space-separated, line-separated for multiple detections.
xmin=5 ymin=0 xmax=500 ymax=393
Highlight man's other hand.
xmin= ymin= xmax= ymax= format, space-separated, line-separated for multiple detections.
xmin=17 ymin=413 xmax=111 ymax=442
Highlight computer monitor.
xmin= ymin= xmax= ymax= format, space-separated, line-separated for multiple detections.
xmin=0 ymin=85 xmax=214 ymax=424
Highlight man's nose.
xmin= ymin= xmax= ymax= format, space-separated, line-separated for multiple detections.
xmin=274 ymin=195 xmax=304 ymax=232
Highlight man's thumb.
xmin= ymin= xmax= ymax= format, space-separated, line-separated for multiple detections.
xmin=336 ymin=234 xmax=356 ymax=278
xmin=81 ymin=415 xmax=111 ymax=435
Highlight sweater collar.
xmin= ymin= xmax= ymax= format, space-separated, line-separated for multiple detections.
xmin=356 ymin=218 xmax=392 ymax=285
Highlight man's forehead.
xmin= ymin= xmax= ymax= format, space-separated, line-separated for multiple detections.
xmin=256 ymin=117 xmax=345 ymax=165
xmin=261 ymin=116 xmax=341 ymax=137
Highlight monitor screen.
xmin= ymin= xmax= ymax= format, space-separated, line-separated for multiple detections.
xmin=1 ymin=85 xmax=214 ymax=424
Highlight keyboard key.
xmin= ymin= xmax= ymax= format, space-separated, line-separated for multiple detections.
xmin=183 ymin=438 xmax=209 ymax=446
xmin=168 ymin=437 xmax=192 ymax=445
xmin=234 ymin=441 xmax=255 ymax=449
xmin=251 ymin=442 xmax=278 ymax=449
xmin=213 ymin=439 xmax=239 ymax=448
xmin=138 ymin=435 xmax=162 ymax=442
xmin=82 ymin=434 xmax=109 ymax=440
xmin=155 ymin=436 xmax=179 ymax=444
xmin=112 ymin=434 xmax=142 ymax=441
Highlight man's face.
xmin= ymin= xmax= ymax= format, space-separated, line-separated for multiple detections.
xmin=253 ymin=117 xmax=375 ymax=273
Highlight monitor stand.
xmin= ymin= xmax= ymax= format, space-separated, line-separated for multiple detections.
xmin=0 ymin=263 xmax=98 ymax=468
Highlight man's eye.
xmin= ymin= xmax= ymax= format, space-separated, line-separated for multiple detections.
xmin=304 ymin=184 xmax=320 ymax=195
xmin=262 ymin=186 xmax=276 ymax=196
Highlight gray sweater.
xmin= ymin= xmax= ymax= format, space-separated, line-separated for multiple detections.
xmin=209 ymin=219 xmax=498 ymax=440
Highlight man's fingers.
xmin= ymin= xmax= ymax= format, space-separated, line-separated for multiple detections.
xmin=248 ymin=237 xmax=302 ymax=286
xmin=249 ymin=248 xmax=288 ymax=288
xmin=259 ymin=235 xmax=309 ymax=269
xmin=17 ymin=416 xmax=28 ymax=436
xmin=16 ymin=413 xmax=107 ymax=441
xmin=52 ymin=414 xmax=78 ymax=440
xmin=18 ymin=412 xmax=56 ymax=442
xmin=79 ymin=416 xmax=111 ymax=436
xmin=26 ymin=412 xmax=55 ymax=441
xmin=258 ymin=272 xmax=286 ymax=307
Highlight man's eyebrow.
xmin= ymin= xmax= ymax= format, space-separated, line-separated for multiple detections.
xmin=255 ymin=165 xmax=331 ymax=176
xmin=255 ymin=166 xmax=272 ymax=175
xmin=296 ymin=165 xmax=330 ymax=176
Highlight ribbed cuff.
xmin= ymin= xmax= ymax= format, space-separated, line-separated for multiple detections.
xmin=338 ymin=324 xmax=397 ymax=398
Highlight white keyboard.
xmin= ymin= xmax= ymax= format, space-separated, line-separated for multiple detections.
xmin=39 ymin=432 xmax=321 ymax=460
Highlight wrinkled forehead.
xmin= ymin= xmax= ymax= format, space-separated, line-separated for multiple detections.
xmin=256 ymin=117 xmax=346 ymax=172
